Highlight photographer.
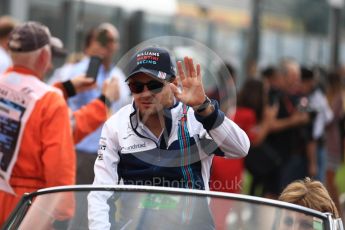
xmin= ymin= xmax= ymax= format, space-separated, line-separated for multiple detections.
xmin=324 ymin=71 xmax=344 ymax=218
xmin=299 ymin=67 xmax=333 ymax=182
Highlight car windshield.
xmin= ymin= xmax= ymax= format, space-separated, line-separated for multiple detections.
xmin=5 ymin=185 xmax=334 ymax=230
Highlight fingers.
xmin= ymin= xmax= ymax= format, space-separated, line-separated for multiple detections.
xmin=103 ymin=78 xmax=120 ymax=102
xmin=109 ymin=77 xmax=119 ymax=86
xmin=183 ymin=57 xmax=200 ymax=78
xmin=184 ymin=56 xmax=190 ymax=78
xmin=196 ymin=64 xmax=201 ymax=80
xmin=188 ymin=58 xmax=196 ymax=78
xmin=84 ymin=78 xmax=96 ymax=85
xmin=177 ymin=61 xmax=185 ymax=81
xmin=71 ymin=75 xmax=96 ymax=93
xmin=169 ymin=83 xmax=182 ymax=100
xmin=177 ymin=57 xmax=201 ymax=83
xmin=103 ymin=78 xmax=119 ymax=90
xmin=169 ymin=83 xmax=178 ymax=95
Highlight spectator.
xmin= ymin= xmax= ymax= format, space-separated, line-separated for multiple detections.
xmin=0 ymin=16 xmax=17 ymax=74
xmin=264 ymin=59 xmax=312 ymax=198
xmin=261 ymin=66 xmax=283 ymax=113
xmin=87 ymin=47 xmax=249 ymax=229
xmin=279 ymin=177 xmax=339 ymax=218
xmin=38 ymin=33 xmax=120 ymax=144
xmin=52 ymin=23 xmax=130 ymax=185
xmin=325 ymin=71 xmax=344 ymax=218
xmin=300 ymin=67 xmax=333 ymax=182
xmin=49 ymin=37 xmax=121 ymax=229
xmin=0 ymin=21 xmax=75 ymax=226
xmin=0 ymin=17 xmax=117 ymax=146
xmin=261 ymin=66 xmax=283 ymax=98
xmin=236 ymin=79 xmax=279 ymax=196
xmin=210 ymin=78 xmax=277 ymax=230
xmin=47 ymin=27 xmax=97 ymax=84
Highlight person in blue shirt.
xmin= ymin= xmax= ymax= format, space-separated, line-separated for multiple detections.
xmin=51 ymin=23 xmax=130 ymax=184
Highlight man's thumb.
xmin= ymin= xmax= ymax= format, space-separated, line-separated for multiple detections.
xmin=169 ymin=83 xmax=182 ymax=98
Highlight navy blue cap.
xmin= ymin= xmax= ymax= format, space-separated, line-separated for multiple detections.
xmin=125 ymin=47 xmax=176 ymax=82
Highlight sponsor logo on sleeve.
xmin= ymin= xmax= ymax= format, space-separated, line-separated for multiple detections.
xmin=97 ymin=137 xmax=107 ymax=160
xmin=97 ymin=151 xmax=103 ymax=160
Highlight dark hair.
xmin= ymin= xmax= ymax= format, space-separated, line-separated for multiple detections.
xmin=0 ymin=25 xmax=14 ymax=38
xmin=300 ymin=66 xmax=314 ymax=81
xmin=327 ymin=71 xmax=341 ymax=87
xmin=0 ymin=16 xmax=16 ymax=39
xmin=237 ymin=79 xmax=265 ymax=121
xmin=83 ymin=27 xmax=97 ymax=50
xmin=261 ymin=66 xmax=277 ymax=79
xmin=327 ymin=71 xmax=342 ymax=96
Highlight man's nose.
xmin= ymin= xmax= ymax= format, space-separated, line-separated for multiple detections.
xmin=141 ymin=85 xmax=151 ymax=94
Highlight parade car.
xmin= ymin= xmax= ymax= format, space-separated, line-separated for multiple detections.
xmin=3 ymin=185 xmax=344 ymax=230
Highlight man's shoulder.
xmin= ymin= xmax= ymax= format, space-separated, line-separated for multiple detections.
xmin=4 ymin=71 xmax=62 ymax=97
xmin=38 ymin=90 xmax=66 ymax=111
xmin=28 ymin=77 xmax=63 ymax=99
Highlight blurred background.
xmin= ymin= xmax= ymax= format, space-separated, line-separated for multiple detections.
xmin=1 ymin=0 xmax=345 ymax=219
xmin=1 ymin=0 xmax=345 ymax=84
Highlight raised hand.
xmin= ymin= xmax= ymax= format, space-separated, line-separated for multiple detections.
xmin=169 ymin=56 xmax=206 ymax=107
xmin=70 ymin=75 xmax=97 ymax=94
xmin=102 ymin=77 xmax=120 ymax=102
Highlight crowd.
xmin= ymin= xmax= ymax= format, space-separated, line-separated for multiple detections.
xmin=208 ymin=58 xmax=345 ymax=222
xmin=0 ymin=15 xmax=343 ymax=228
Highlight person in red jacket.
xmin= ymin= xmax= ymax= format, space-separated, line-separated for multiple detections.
xmin=0 ymin=21 xmax=76 ymax=227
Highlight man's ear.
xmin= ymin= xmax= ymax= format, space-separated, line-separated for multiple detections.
xmin=33 ymin=49 xmax=45 ymax=71
xmin=35 ymin=48 xmax=50 ymax=78
xmin=39 ymin=48 xmax=48 ymax=62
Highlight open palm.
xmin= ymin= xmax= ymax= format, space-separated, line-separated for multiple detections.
xmin=170 ymin=56 xmax=206 ymax=106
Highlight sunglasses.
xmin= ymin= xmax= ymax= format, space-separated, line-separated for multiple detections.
xmin=128 ymin=80 xmax=165 ymax=94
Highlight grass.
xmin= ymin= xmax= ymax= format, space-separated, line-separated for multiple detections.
xmin=336 ymin=163 xmax=345 ymax=194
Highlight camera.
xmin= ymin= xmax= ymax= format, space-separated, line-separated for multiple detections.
xmin=86 ymin=56 xmax=102 ymax=81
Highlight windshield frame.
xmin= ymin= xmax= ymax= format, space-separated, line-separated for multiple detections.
xmin=3 ymin=185 xmax=337 ymax=229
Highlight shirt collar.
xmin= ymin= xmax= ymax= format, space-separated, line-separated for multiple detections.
xmin=129 ymin=100 xmax=180 ymax=141
xmin=5 ymin=66 xmax=38 ymax=76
